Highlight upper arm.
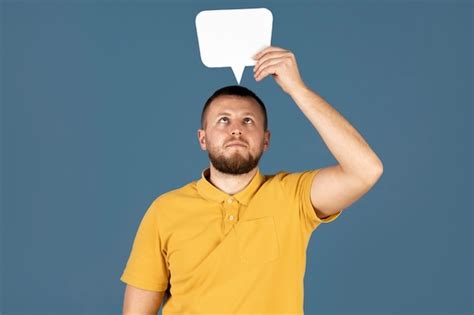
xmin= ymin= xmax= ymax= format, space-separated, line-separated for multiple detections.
xmin=122 ymin=284 xmax=165 ymax=315
xmin=310 ymin=164 xmax=383 ymax=218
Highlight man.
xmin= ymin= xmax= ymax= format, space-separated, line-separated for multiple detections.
xmin=121 ymin=46 xmax=383 ymax=315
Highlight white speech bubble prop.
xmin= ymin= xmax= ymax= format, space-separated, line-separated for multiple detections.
xmin=195 ymin=8 xmax=273 ymax=84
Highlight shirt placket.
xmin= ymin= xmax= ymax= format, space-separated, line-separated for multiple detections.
xmin=222 ymin=197 xmax=239 ymax=235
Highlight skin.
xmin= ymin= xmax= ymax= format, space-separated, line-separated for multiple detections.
xmin=122 ymin=285 xmax=164 ymax=315
xmin=197 ymin=95 xmax=271 ymax=194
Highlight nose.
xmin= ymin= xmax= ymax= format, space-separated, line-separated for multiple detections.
xmin=229 ymin=121 xmax=243 ymax=136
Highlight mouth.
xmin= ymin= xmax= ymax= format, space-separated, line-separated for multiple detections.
xmin=226 ymin=142 xmax=247 ymax=148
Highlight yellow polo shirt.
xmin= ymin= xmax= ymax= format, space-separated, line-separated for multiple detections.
xmin=120 ymin=167 xmax=342 ymax=314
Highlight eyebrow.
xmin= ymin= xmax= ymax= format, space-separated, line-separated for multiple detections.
xmin=216 ymin=112 xmax=257 ymax=117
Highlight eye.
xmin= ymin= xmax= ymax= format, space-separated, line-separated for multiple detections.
xmin=244 ymin=117 xmax=254 ymax=124
xmin=219 ymin=117 xmax=229 ymax=123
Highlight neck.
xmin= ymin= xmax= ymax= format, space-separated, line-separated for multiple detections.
xmin=207 ymin=164 xmax=258 ymax=195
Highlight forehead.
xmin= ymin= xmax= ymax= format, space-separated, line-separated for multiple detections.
xmin=207 ymin=95 xmax=262 ymax=116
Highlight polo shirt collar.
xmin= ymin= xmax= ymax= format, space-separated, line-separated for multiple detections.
xmin=196 ymin=167 xmax=265 ymax=206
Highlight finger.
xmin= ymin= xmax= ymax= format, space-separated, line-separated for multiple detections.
xmin=254 ymin=46 xmax=287 ymax=60
xmin=254 ymin=51 xmax=291 ymax=73
xmin=254 ymin=57 xmax=284 ymax=79
xmin=255 ymin=62 xmax=283 ymax=82
xmin=253 ymin=46 xmax=287 ymax=60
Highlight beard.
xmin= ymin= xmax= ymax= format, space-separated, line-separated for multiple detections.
xmin=208 ymin=145 xmax=263 ymax=175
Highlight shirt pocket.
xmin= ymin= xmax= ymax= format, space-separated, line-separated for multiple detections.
xmin=234 ymin=216 xmax=280 ymax=265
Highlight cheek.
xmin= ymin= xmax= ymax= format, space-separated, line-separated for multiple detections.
xmin=205 ymin=134 xmax=223 ymax=148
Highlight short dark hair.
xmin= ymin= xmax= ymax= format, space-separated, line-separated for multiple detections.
xmin=200 ymin=85 xmax=268 ymax=131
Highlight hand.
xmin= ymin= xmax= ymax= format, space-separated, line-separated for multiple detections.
xmin=253 ymin=46 xmax=307 ymax=95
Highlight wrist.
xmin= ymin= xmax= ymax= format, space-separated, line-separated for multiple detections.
xmin=288 ymin=82 xmax=311 ymax=99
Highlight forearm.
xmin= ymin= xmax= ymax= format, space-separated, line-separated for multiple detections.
xmin=289 ymin=85 xmax=383 ymax=182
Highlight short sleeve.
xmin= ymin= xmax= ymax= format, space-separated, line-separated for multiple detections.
xmin=279 ymin=169 xmax=342 ymax=232
xmin=120 ymin=200 xmax=170 ymax=292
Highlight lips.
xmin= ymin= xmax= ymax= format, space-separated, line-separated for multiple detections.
xmin=226 ymin=141 xmax=247 ymax=148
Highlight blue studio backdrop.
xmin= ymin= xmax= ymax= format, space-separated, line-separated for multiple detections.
xmin=1 ymin=1 xmax=472 ymax=314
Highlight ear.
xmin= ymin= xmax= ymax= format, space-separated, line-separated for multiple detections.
xmin=197 ymin=129 xmax=207 ymax=150
xmin=263 ymin=130 xmax=271 ymax=152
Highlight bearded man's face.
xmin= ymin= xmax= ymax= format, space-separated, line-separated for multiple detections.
xmin=197 ymin=95 xmax=270 ymax=175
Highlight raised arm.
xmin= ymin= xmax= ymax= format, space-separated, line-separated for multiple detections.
xmin=253 ymin=46 xmax=383 ymax=219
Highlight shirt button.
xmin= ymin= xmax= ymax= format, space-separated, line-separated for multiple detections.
xmin=228 ymin=215 xmax=235 ymax=221
xmin=227 ymin=198 xmax=233 ymax=204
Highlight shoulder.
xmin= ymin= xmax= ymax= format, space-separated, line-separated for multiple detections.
xmin=264 ymin=169 xmax=320 ymax=186
xmin=148 ymin=180 xmax=200 ymax=212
